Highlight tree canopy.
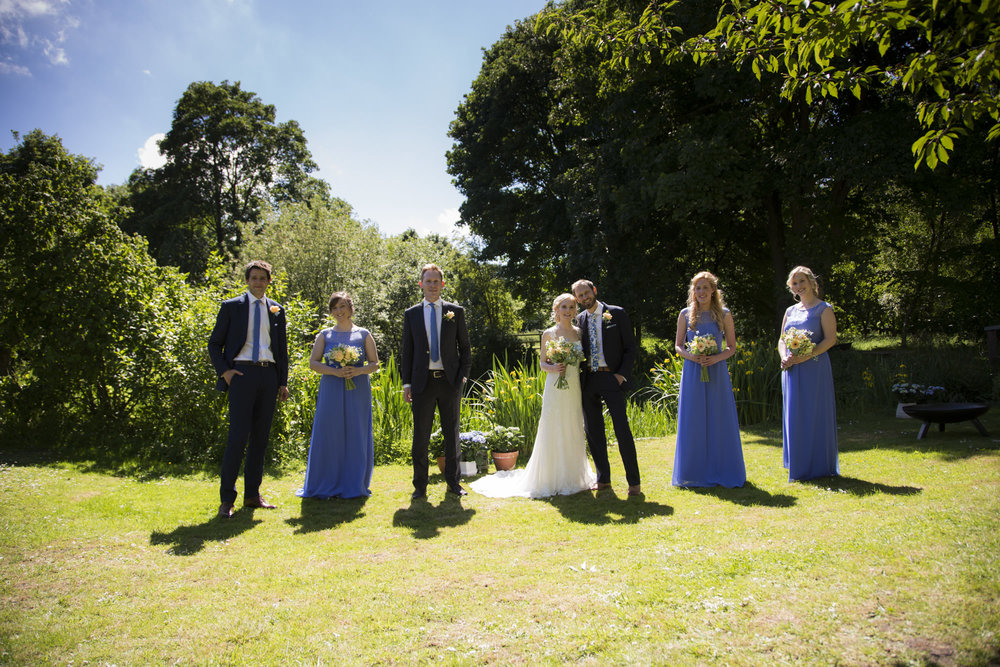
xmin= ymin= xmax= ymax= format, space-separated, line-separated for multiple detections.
xmin=123 ymin=80 xmax=326 ymax=275
xmin=449 ymin=0 xmax=998 ymax=340
xmin=541 ymin=0 xmax=1000 ymax=169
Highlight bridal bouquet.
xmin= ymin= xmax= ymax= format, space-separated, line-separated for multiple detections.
xmin=781 ymin=328 xmax=815 ymax=370
xmin=545 ymin=336 xmax=585 ymax=389
xmin=686 ymin=333 xmax=719 ymax=382
xmin=326 ymin=344 xmax=363 ymax=389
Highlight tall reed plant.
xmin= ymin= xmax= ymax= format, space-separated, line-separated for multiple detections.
xmin=728 ymin=339 xmax=782 ymax=425
xmin=470 ymin=356 xmax=545 ymax=456
xmin=370 ymin=355 xmax=412 ymax=464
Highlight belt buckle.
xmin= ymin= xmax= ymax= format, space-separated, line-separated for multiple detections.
xmin=431 ymin=370 xmax=445 ymax=378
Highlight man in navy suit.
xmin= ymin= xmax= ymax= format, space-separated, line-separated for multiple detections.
xmin=573 ymin=279 xmax=641 ymax=496
xmin=208 ymin=260 xmax=289 ymax=517
xmin=401 ymin=263 xmax=472 ymax=498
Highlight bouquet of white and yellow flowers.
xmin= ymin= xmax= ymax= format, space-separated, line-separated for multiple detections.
xmin=687 ymin=333 xmax=719 ymax=382
xmin=545 ymin=336 xmax=585 ymax=389
xmin=326 ymin=344 xmax=363 ymax=389
xmin=781 ymin=328 xmax=815 ymax=370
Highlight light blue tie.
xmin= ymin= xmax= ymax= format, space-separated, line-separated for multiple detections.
xmin=429 ymin=302 xmax=439 ymax=362
xmin=252 ymin=299 xmax=262 ymax=362
xmin=588 ymin=311 xmax=599 ymax=371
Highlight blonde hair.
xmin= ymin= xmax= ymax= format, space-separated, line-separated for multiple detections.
xmin=686 ymin=271 xmax=726 ymax=333
xmin=786 ymin=266 xmax=821 ymax=300
xmin=419 ymin=263 xmax=444 ymax=282
xmin=551 ymin=293 xmax=577 ymax=321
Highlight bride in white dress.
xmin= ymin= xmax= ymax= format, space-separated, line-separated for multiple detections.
xmin=470 ymin=293 xmax=598 ymax=498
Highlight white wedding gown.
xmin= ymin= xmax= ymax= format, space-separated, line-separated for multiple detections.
xmin=470 ymin=357 xmax=597 ymax=498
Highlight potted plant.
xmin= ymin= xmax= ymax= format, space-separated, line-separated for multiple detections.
xmin=459 ymin=431 xmax=487 ymax=476
xmin=486 ymin=425 xmax=523 ymax=471
xmin=428 ymin=429 xmax=447 ymax=473
xmin=891 ymin=383 xmax=945 ymax=417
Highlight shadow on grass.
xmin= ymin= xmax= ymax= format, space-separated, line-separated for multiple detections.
xmin=542 ymin=490 xmax=673 ymax=525
xmin=739 ymin=416 xmax=1000 ymax=462
xmin=392 ymin=494 xmax=476 ymax=539
xmin=150 ymin=511 xmax=262 ymax=556
xmin=799 ymin=474 xmax=922 ymax=497
xmin=285 ymin=496 xmax=368 ymax=534
xmin=685 ymin=481 xmax=797 ymax=507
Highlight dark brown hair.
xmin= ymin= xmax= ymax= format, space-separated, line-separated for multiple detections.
xmin=243 ymin=259 xmax=273 ymax=281
xmin=328 ymin=291 xmax=354 ymax=314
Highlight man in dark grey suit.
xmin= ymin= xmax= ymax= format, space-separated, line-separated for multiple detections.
xmin=573 ymin=279 xmax=641 ymax=496
xmin=208 ymin=260 xmax=289 ymax=517
xmin=401 ymin=263 xmax=472 ymax=498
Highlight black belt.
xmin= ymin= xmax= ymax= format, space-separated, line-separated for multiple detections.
xmin=430 ymin=370 xmax=446 ymax=378
xmin=235 ymin=360 xmax=274 ymax=367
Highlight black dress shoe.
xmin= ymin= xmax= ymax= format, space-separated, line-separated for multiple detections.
xmin=447 ymin=485 xmax=468 ymax=496
xmin=412 ymin=489 xmax=427 ymax=499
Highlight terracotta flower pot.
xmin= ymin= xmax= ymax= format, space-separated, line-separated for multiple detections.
xmin=492 ymin=451 xmax=518 ymax=471
xmin=436 ymin=456 xmax=446 ymax=474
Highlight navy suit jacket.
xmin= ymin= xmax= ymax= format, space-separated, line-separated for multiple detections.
xmin=578 ymin=302 xmax=636 ymax=386
xmin=207 ymin=293 xmax=289 ymax=391
xmin=401 ymin=300 xmax=472 ymax=394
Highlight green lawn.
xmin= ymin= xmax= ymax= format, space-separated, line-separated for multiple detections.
xmin=2 ymin=411 xmax=999 ymax=665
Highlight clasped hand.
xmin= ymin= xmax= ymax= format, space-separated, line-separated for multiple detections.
xmin=693 ymin=354 xmax=719 ymax=367
xmin=780 ymin=354 xmax=807 ymax=370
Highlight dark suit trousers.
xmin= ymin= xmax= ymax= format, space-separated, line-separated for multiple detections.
xmin=411 ymin=374 xmax=461 ymax=491
xmin=220 ymin=364 xmax=279 ymax=503
xmin=582 ymin=371 xmax=640 ymax=486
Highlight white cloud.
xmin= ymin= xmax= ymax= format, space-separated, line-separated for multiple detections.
xmin=142 ymin=69 xmax=151 ymax=77
xmin=138 ymin=133 xmax=167 ymax=170
xmin=0 ymin=0 xmax=76 ymax=73
xmin=0 ymin=60 xmax=29 ymax=75
xmin=41 ymin=38 xmax=65 ymax=64
xmin=438 ymin=207 xmax=460 ymax=228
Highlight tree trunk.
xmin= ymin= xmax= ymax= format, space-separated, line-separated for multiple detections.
xmin=765 ymin=190 xmax=788 ymax=327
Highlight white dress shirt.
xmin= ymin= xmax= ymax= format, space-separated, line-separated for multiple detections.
xmin=235 ymin=291 xmax=276 ymax=363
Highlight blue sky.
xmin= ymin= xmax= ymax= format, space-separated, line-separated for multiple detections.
xmin=0 ymin=0 xmax=546 ymax=237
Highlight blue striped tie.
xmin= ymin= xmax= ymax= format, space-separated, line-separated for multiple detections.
xmin=429 ymin=302 xmax=439 ymax=362
xmin=588 ymin=312 xmax=599 ymax=371
xmin=252 ymin=299 xmax=262 ymax=362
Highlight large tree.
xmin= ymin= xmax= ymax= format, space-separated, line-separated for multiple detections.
xmin=449 ymin=1 xmax=923 ymax=333
xmin=0 ymin=131 xmax=179 ymax=444
xmin=125 ymin=80 xmax=325 ymax=275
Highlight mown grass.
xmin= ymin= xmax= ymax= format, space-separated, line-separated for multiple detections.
xmin=2 ymin=411 xmax=999 ymax=665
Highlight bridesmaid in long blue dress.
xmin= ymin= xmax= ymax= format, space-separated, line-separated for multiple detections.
xmin=779 ymin=266 xmax=839 ymax=482
xmin=672 ymin=272 xmax=746 ymax=488
xmin=297 ymin=292 xmax=379 ymax=499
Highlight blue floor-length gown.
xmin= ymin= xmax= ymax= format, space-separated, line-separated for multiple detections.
xmin=296 ymin=327 xmax=374 ymax=498
xmin=781 ymin=302 xmax=839 ymax=481
xmin=673 ymin=308 xmax=746 ymax=488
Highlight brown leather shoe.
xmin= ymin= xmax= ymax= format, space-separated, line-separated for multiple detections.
xmin=595 ymin=482 xmax=613 ymax=490
xmin=217 ymin=502 xmax=234 ymax=518
xmin=243 ymin=496 xmax=276 ymax=509
xmin=627 ymin=485 xmax=643 ymax=496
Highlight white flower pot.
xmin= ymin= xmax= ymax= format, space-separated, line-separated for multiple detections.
xmin=459 ymin=461 xmax=478 ymax=476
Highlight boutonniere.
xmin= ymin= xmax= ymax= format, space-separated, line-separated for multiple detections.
xmin=443 ymin=310 xmax=455 ymax=321
xmin=269 ymin=305 xmax=280 ymax=315
xmin=602 ymin=311 xmax=613 ymax=322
